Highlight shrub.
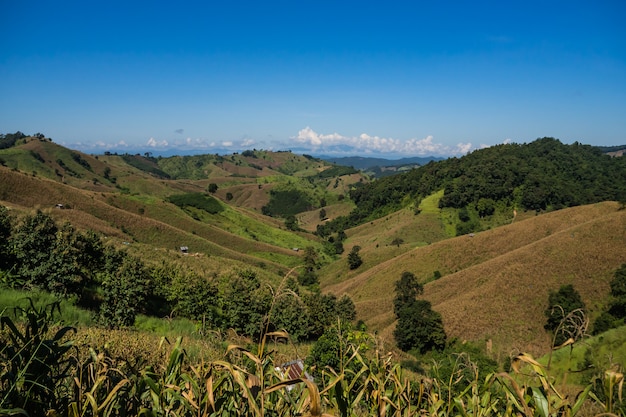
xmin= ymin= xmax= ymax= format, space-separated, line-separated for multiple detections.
xmin=347 ymin=246 xmax=362 ymax=270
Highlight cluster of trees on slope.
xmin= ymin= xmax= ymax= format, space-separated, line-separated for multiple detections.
xmin=542 ymin=264 xmax=626 ymax=347
xmin=0 ymin=207 xmax=355 ymax=341
xmin=0 ymin=131 xmax=27 ymax=149
xmin=592 ymin=264 xmax=626 ymax=335
xmin=318 ymin=138 xmax=626 ymax=236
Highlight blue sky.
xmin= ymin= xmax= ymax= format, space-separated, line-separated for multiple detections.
xmin=1 ymin=1 xmax=625 ymax=157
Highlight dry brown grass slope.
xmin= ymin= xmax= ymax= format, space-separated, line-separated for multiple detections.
xmin=324 ymin=202 xmax=626 ymax=357
xmin=0 ymin=167 xmax=298 ymax=276
xmin=218 ymin=182 xmax=274 ymax=212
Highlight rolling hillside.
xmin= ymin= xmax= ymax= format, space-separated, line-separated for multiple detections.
xmin=324 ymin=201 xmax=626 ymax=358
xmin=0 ymin=138 xmax=367 ymax=281
xmin=1 ymin=135 xmax=625 ymax=361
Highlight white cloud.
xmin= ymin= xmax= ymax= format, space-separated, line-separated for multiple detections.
xmin=147 ymin=137 xmax=168 ymax=147
xmin=62 ymin=139 xmax=130 ymax=150
xmin=292 ymin=127 xmax=473 ymax=156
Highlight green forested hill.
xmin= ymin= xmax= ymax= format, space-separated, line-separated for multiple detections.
xmin=319 ymin=138 xmax=626 ymax=237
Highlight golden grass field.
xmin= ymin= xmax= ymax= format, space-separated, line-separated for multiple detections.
xmin=324 ymin=201 xmax=626 ymax=358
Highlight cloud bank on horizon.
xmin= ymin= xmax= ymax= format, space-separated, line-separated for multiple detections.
xmin=65 ymin=127 xmax=483 ymax=157
xmin=291 ymin=127 xmax=474 ymax=156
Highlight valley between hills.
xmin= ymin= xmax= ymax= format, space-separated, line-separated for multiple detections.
xmin=1 ymin=133 xmax=625 ymax=361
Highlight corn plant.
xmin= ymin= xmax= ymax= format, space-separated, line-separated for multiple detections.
xmin=589 ymin=368 xmax=624 ymax=416
xmin=0 ymin=301 xmax=76 ymax=416
xmin=67 ymin=347 xmax=131 ymax=417
xmin=496 ymin=353 xmax=594 ymax=417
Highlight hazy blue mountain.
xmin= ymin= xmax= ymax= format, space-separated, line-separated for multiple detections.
xmin=320 ymin=155 xmax=444 ymax=170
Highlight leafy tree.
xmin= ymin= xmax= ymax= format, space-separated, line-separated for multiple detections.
xmin=298 ymin=247 xmax=319 ymax=286
xmin=337 ymin=294 xmax=356 ymax=322
xmin=393 ymin=271 xmax=423 ymax=315
xmin=297 ymin=269 xmax=318 ymax=287
xmin=476 ymin=198 xmax=496 ymax=217
xmin=332 ymin=239 xmax=344 ymax=255
xmin=347 ymin=246 xmax=362 ymax=270
xmin=45 ymin=222 xmax=91 ymax=297
xmin=592 ymin=264 xmax=626 ymax=334
xmin=319 ymin=208 xmax=327 ymax=221
xmin=0 ymin=131 xmax=26 ymax=149
xmin=393 ymin=271 xmax=446 ymax=353
xmin=305 ymin=322 xmax=366 ymax=376
xmin=5 ymin=210 xmax=107 ymax=298
xmin=544 ymin=284 xmax=586 ymax=346
xmin=606 ymin=264 xmax=626 ymax=314
xmin=394 ymin=299 xmax=446 ymax=353
xmin=458 ymin=207 xmax=471 ymax=222
xmin=306 ymin=324 xmax=347 ymax=374
xmin=0 ymin=206 xmax=13 ymax=270
xmin=270 ymin=294 xmax=310 ymax=342
xmin=303 ymin=293 xmax=340 ymax=339
xmin=609 ymin=264 xmax=626 ymax=317
xmin=221 ymin=270 xmax=271 ymax=339
xmin=285 ymin=215 xmax=298 ymax=231
xmin=100 ymin=256 xmax=149 ymax=328
xmin=170 ymin=272 xmax=221 ymax=323
xmin=592 ymin=311 xmax=618 ymax=335
xmin=207 ymin=183 xmax=218 ymax=193
xmin=10 ymin=210 xmax=59 ymax=291
xmin=302 ymin=246 xmax=317 ymax=268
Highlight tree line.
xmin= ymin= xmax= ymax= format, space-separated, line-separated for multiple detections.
xmin=0 ymin=206 xmax=355 ymax=341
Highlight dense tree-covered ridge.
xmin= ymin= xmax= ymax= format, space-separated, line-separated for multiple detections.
xmin=320 ymin=138 xmax=626 ymax=234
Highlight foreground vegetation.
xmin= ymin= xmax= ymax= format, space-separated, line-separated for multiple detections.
xmin=1 ymin=301 xmax=625 ymax=416
xmin=2 ymin=133 xmax=626 ymax=415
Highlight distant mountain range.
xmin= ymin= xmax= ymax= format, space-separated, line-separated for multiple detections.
xmin=320 ymin=155 xmax=444 ymax=170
